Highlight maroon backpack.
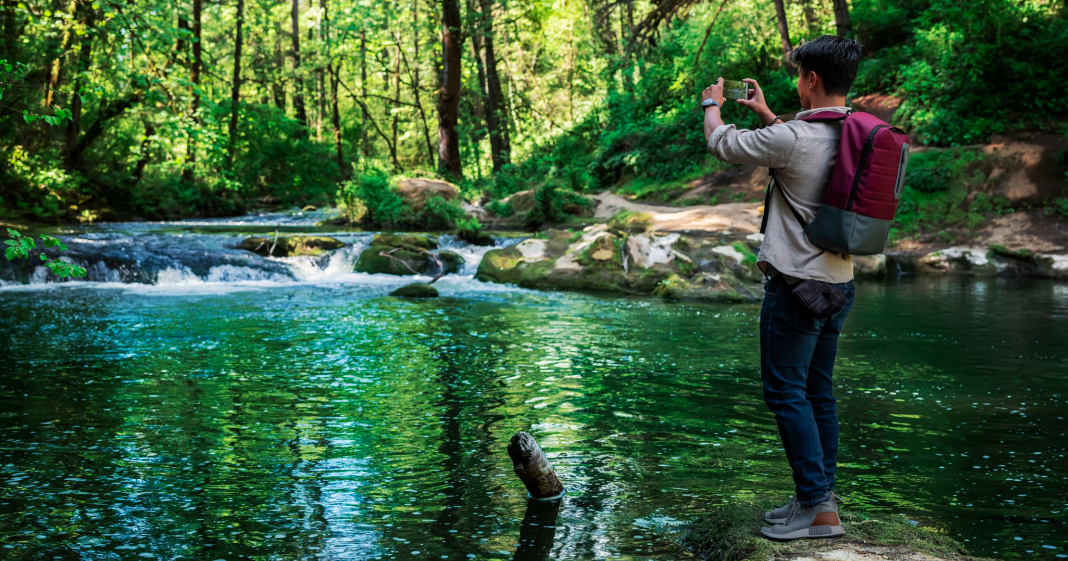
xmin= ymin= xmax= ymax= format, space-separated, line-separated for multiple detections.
xmin=761 ymin=111 xmax=910 ymax=256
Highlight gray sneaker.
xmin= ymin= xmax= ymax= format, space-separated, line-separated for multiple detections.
xmin=764 ymin=495 xmax=798 ymax=525
xmin=760 ymin=496 xmax=844 ymax=541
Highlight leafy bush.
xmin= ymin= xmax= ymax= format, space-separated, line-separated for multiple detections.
xmin=0 ymin=146 xmax=85 ymax=222
xmin=336 ymin=166 xmax=407 ymax=226
xmin=485 ymin=200 xmax=515 ymax=217
xmin=526 ymin=180 xmax=593 ymax=227
xmin=423 ymin=195 xmax=467 ymax=229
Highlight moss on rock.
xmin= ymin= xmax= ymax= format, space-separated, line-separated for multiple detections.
xmin=371 ymin=233 xmax=438 ymax=250
xmin=389 ymin=282 xmax=439 ymax=298
xmin=679 ymin=501 xmax=978 ymax=561
xmin=355 ymin=246 xmax=462 ymax=276
xmin=239 ymin=235 xmax=345 ymax=257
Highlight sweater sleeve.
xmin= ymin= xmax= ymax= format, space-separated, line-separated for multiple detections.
xmin=706 ymin=123 xmax=798 ymax=169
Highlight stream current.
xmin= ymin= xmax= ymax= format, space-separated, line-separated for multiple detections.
xmin=0 ymin=211 xmax=1066 ymax=559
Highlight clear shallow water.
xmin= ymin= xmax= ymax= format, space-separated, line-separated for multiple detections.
xmin=0 ymin=225 xmax=1066 ymax=559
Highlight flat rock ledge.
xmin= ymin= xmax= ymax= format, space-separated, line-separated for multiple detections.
xmin=678 ymin=502 xmax=984 ymax=561
xmin=476 ymin=224 xmax=764 ymax=302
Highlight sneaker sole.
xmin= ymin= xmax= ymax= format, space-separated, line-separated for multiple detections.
xmin=760 ymin=524 xmax=845 ymax=541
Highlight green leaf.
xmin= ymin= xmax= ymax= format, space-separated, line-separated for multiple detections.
xmin=7 ymin=228 xmax=21 ymax=238
xmin=41 ymin=234 xmax=61 ymax=247
xmin=23 ymin=113 xmax=36 ymax=124
xmin=72 ymin=266 xmax=87 ymax=277
xmin=3 ymin=240 xmax=15 ymax=246
xmin=40 ymin=254 xmax=48 ymax=261
xmin=19 ymin=237 xmax=35 ymax=250
xmin=3 ymin=247 xmax=16 ymax=260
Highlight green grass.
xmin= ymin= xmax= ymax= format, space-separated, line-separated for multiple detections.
xmin=677 ymin=501 xmax=980 ymax=561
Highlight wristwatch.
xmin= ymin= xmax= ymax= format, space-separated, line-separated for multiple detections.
xmin=701 ymin=98 xmax=721 ymax=110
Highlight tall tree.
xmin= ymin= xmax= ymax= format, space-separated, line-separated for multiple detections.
xmin=290 ymin=0 xmax=308 ymax=134
xmin=63 ymin=2 xmax=94 ymax=169
xmin=227 ymin=0 xmax=245 ymax=166
xmin=360 ymin=28 xmax=370 ymax=156
xmin=436 ymin=0 xmax=464 ymax=179
xmin=45 ymin=0 xmax=78 ymax=109
xmin=182 ymin=0 xmax=203 ymax=184
xmin=832 ymin=0 xmax=852 ymax=38
xmin=479 ymin=0 xmax=509 ymax=172
xmin=773 ymin=0 xmax=794 ymax=72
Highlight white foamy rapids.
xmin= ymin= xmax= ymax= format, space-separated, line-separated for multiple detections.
xmin=0 ymin=232 xmax=527 ymax=294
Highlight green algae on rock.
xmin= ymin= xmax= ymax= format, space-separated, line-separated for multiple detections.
xmin=355 ymin=247 xmax=463 ymax=276
xmin=239 ymin=235 xmax=345 ymax=257
xmin=370 ymin=233 xmax=438 ymax=250
xmin=389 ymin=282 xmax=439 ymax=298
xmin=476 ymin=225 xmax=761 ymax=300
xmin=679 ymin=501 xmax=978 ymax=561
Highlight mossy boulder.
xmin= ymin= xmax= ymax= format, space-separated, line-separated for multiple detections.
xmin=458 ymin=229 xmax=496 ymax=246
xmin=476 ymin=225 xmax=762 ymax=300
xmin=395 ymin=178 xmax=460 ymax=210
xmin=239 ymin=235 xmax=345 ymax=257
xmin=389 ymin=282 xmax=439 ymax=298
xmin=355 ymin=246 xmax=463 ymax=276
xmin=371 ymin=233 xmax=438 ymax=250
xmin=679 ymin=501 xmax=973 ymax=561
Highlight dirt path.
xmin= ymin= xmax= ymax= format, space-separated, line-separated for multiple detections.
xmin=593 ymin=192 xmax=763 ymax=234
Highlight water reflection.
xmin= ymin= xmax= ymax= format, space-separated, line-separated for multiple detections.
xmin=0 ymin=276 xmax=1065 ymax=559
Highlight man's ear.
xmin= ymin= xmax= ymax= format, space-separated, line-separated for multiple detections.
xmin=807 ymin=70 xmax=821 ymax=94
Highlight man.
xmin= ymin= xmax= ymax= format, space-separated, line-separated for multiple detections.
xmin=701 ymin=35 xmax=863 ymax=541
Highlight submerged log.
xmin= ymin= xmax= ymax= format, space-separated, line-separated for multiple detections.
xmin=508 ymin=431 xmax=564 ymax=500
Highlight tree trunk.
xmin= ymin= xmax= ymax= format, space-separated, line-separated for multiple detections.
xmin=316 ymin=0 xmax=326 ymax=142
xmin=45 ymin=0 xmax=78 ymax=109
xmin=272 ymin=36 xmax=286 ymax=110
xmin=2 ymin=0 xmax=18 ymax=63
xmin=324 ymin=0 xmax=343 ymax=175
xmin=63 ymin=2 xmax=94 ymax=169
xmin=508 ymin=432 xmax=564 ymax=499
xmin=801 ymin=0 xmax=818 ymax=35
xmin=360 ymin=28 xmax=369 ymax=156
xmin=832 ymin=0 xmax=852 ymax=38
xmin=290 ymin=0 xmax=308 ymax=134
xmin=392 ymin=37 xmax=400 ymax=157
xmin=414 ymin=0 xmax=434 ymax=164
xmin=130 ymin=122 xmax=156 ymax=187
xmin=330 ymin=64 xmax=344 ymax=176
xmin=436 ymin=0 xmax=464 ymax=179
xmin=227 ymin=0 xmax=245 ymax=167
xmin=182 ymin=0 xmax=202 ymax=184
xmin=773 ymin=0 xmax=794 ymax=73
xmin=480 ymin=0 xmax=510 ymax=172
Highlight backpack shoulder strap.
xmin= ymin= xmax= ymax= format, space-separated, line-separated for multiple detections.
xmin=760 ymin=169 xmax=809 ymax=235
xmin=799 ymin=110 xmax=851 ymax=123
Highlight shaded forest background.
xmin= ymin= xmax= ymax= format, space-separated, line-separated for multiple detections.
xmin=1 ymin=0 xmax=1067 ymax=224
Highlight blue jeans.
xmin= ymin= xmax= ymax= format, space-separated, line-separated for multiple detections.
xmin=760 ymin=275 xmax=855 ymax=507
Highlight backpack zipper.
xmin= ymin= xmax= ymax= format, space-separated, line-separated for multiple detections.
xmin=844 ymin=125 xmax=888 ymax=212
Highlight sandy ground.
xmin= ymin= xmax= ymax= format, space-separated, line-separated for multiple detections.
xmin=593 ymin=192 xmax=763 ymax=234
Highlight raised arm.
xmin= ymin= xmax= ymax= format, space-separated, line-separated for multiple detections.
xmin=701 ymin=78 xmax=795 ymax=168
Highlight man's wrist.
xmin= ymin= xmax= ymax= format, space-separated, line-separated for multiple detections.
xmin=760 ymin=109 xmax=779 ymax=126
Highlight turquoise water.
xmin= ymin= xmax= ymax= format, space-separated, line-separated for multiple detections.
xmin=0 ymin=237 xmax=1066 ymax=559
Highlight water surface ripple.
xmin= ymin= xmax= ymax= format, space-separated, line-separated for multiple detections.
xmin=1 ymin=274 xmax=1066 ymax=559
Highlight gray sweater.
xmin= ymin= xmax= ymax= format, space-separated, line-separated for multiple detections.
xmin=706 ymin=107 xmax=853 ymax=284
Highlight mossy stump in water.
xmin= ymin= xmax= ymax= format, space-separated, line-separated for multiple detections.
xmin=389 ymin=282 xmax=439 ymax=298
xmin=680 ymin=502 xmax=975 ymax=561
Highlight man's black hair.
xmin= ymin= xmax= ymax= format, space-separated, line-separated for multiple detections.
xmin=789 ymin=35 xmax=863 ymax=97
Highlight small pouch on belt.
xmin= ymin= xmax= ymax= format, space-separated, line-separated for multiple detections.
xmin=789 ymin=279 xmax=846 ymax=320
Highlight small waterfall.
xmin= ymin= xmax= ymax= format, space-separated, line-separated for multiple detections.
xmin=0 ymin=218 xmax=522 ymax=292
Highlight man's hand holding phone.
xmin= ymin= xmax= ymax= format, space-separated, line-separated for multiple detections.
xmin=734 ymin=78 xmax=779 ymax=126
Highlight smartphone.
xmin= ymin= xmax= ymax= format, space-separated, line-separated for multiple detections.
xmin=723 ymin=80 xmax=750 ymax=102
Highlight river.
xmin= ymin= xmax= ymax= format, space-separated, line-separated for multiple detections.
xmin=0 ymin=212 xmax=1066 ymax=559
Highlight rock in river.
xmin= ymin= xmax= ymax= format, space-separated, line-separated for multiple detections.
xmin=239 ymin=235 xmax=345 ymax=257
xmin=390 ymin=282 xmax=440 ymax=298
xmin=354 ymin=233 xmax=463 ymax=276
xmin=476 ymin=224 xmax=761 ymax=301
